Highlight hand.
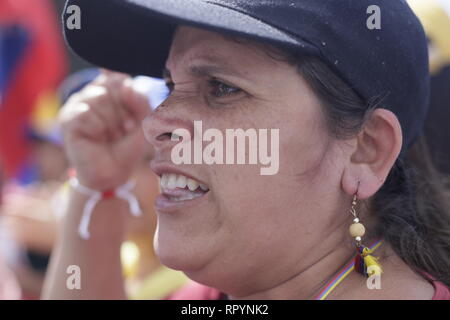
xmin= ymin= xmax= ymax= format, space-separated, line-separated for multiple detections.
xmin=59 ymin=70 xmax=150 ymax=190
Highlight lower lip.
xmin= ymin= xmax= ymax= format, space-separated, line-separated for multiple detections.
xmin=155 ymin=191 xmax=209 ymax=213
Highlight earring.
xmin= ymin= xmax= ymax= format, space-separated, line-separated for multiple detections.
xmin=348 ymin=194 xmax=383 ymax=277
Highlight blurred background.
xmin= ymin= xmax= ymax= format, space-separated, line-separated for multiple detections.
xmin=0 ymin=0 xmax=184 ymax=300
xmin=0 ymin=0 xmax=449 ymax=299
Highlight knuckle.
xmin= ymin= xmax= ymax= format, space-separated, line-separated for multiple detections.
xmin=80 ymin=84 xmax=108 ymax=98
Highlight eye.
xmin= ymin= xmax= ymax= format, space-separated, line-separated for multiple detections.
xmin=209 ymin=80 xmax=241 ymax=98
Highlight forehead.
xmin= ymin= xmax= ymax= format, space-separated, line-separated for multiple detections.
xmin=165 ymin=26 xmax=280 ymax=73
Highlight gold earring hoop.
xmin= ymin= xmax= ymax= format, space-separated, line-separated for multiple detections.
xmin=348 ymin=192 xmax=383 ymax=277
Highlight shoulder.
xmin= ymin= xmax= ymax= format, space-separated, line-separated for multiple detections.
xmin=167 ymin=281 xmax=223 ymax=300
xmin=331 ymin=249 xmax=437 ymax=300
xmin=422 ymin=274 xmax=450 ymax=301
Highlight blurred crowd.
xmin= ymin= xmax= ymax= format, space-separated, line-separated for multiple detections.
xmin=0 ymin=0 xmax=449 ymax=299
xmin=0 ymin=0 xmax=186 ymax=299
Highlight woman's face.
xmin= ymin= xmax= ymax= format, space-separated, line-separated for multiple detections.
xmin=147 ymin=26 xmax=351 ymax=295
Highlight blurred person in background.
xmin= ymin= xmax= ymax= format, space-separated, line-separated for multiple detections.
xmin=409 ymin=0 xmax=450 ymax=175
xmin=1 ymin=109 xmax=67 ymax=299
xmin=0 ymin=0 xmax=66 ymax=299
xmin=0 ymin=161 xmax=21 ymax=299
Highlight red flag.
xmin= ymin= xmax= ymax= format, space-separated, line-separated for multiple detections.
xmin=0 ymin=0 xmax=67 ymax=180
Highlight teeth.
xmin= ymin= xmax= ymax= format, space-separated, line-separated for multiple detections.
xmin=167 ymin=174 xmax=177 ymax=189
xmin=176 ymin=175 xmax=187 ymax=188
xmin=187 ymin=179 xmax=199 ymax=191
xmin=160 ymin=173 xmax=209 ymax=192
xmin=161 ymin=174 xmax=168 ymax=188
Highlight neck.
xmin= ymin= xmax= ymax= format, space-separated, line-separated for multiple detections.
xmin=226 ymin=202 xmax=379 ymax=300
xmin=230 ymin=230 xmax=359 ymax=300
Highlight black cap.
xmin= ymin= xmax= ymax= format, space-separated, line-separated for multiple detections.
xmin=63 ymin=0 xmax=430 ymax=154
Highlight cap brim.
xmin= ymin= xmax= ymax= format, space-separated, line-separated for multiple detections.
xmin=64 ymin=0 xmax=316 ymax=77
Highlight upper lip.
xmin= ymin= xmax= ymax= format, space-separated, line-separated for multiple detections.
xmin=150 ymin=161 xmax=208 ymax=186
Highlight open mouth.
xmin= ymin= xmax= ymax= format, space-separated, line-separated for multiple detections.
xmin=154 ymin=172 xmax=210 ymax=213
xmin=160 ymin=173 xmax=209 ymax=201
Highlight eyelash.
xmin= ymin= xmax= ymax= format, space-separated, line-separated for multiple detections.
xmin=208 ymin=79 xmax=241 ymax=98
xmin=164 ymin=79 xmax=242 ymax=98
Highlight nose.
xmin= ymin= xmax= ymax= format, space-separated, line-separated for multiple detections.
xmin=142 ymin=102 xmax=194 ymax=154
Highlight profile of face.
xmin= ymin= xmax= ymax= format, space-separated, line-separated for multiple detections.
xmin=145 ymin=26 xmax=383 ymax=297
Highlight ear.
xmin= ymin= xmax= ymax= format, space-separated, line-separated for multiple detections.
xmin=341 ymin=109 xmax=402 ymax=199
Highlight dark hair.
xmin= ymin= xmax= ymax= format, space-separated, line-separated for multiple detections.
xmin=297 ymin=53 xmax=450 ymax=287
xmin=230 ymin=35 xmax=450 ymax=286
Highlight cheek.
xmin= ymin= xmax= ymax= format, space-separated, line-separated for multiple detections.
xmin=207 ymin=165 xmax=307 ymax=241
xmin=204 ymin=170 xmax=315 ymax=274
xmin=206 ymin=94 xmax=328 ymax=201
xmin=206 ymin=115 xmax=332 ymax=238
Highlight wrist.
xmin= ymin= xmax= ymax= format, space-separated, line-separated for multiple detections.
xmin=64 ymin=191 xmax=128 ymax=240
xmin=68 ymin=175 xmax=142 ymax=240
xmin=67 ymin=168 xmax=125 ymax=191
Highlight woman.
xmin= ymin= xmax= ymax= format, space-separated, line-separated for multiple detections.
xmin=43 ymin=0 xmax=450 ymax=299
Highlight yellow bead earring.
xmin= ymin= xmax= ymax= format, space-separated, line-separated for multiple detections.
xmin=349 ymin=194 xmax=383 ymax=277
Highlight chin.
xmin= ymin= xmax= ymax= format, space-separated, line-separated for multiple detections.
xmin=156 ymin=235 xmax=242 ymax=294
xmin=154 ymin=230 xmax=207 ymax=272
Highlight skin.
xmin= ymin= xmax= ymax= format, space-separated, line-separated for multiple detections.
xmin=32 ymin=141 xmax=68 ymax=182
xmin=42 ymin=26 xmax=435 ymax=299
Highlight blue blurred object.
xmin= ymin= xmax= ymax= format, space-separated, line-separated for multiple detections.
xmin=59 ymin=69 xmax=168 ymax=110
xmin=26 ymin=125 xmax=63 ymax=146
xmin=133 ymin=76 xmax=169 ymax=110
xmin=16 ymin=160 xmax=39 ymax=186
xmin=58 ymin=68 xmax=100 ymax=104
xmin=0 ymin=24 xmax=30 ymax=106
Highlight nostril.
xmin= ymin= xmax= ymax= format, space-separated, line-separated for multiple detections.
xmin=156 ymin=132 xmax=172 ymax=141
xmin=156 ymin=132 xmax=182 ymax=142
